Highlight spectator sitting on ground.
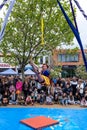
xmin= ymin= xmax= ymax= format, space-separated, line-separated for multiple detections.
xmin=74 ymin=92 xmax=81 ymax=104
xmin=45 ymin=94 xmax=53 ymax=105
xmin=68 ymin=92 xmax=75 ymax=105
xmin=61 ymin=92 xmax=68 ymax=105
xmin=17 ymin=92 xmax=25 ymax=105
xmin=36 ymin=94 xmax=41 ymax=103
xmin=58 ymin=93 xmax=63 ymax=104
xmin=2 ymin=90 xmax=9 ymax=106
xmin=81 ymin=94 xmax=87 ymax=107
xmin=25 ymin=95 xmax=34 ymax=105
xmin=54 ymin=90 xmax=58 ymax=104
xmin=33 ymin=88 xmax=38 ymax=102
xmin=80 ymin=96 xmax=86 ymax=107
xmin=39 ymin=91 xmax=46 ymax=105
xmin=9 ymin=90 xmax=17 ymax=105
xmin=63 ymin=83 xmax=72 ymax=95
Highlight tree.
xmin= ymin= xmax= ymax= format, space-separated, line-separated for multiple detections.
xmin=50 ymin=66 xmax=62 ymax=78
xmin=75 ymin=65 xmax=87 ymax=80
xmin=0 ymin=0 xmax=74 ymax=79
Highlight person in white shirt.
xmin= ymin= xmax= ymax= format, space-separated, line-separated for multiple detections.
xmin=76 ymin=79 xmax=84 ymax=98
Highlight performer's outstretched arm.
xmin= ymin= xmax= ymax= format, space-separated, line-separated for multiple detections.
xmin=29 ymin=60 xmax=45 ymax=83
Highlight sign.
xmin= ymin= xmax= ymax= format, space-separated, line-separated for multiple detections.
xmin=0 ymin=63 xmax=12 ymax=68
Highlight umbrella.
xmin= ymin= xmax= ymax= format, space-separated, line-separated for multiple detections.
xmin=0 ymin=68 xmax=18 ymax=75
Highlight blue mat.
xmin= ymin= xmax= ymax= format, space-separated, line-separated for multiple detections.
xmin=0 ymin=107 xmax=87 ymax=130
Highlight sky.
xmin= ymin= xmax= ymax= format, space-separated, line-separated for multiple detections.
xmin=73 ymin=0 xmax=87 ymax=48
xmin=0 ymin=0 xmax=87 ymax=48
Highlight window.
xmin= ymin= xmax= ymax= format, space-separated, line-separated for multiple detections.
xmin=45 ymin=56 xmax=48 ymax=64
xmin=58 ymin=54 xmax=79 ymax=62
xmin=40 ymin=57 xmax=43 ymax=64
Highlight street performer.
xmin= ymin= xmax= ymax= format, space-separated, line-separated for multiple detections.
xmin=29 ymin=60 xmax=50 ymax=86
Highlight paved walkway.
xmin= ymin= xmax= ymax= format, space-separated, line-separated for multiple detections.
xmin=0 ymin=104 xmax=82 ymax=108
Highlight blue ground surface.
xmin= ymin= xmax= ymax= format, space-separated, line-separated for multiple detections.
xmin=0 ymin=107 xmax=87 ymax=130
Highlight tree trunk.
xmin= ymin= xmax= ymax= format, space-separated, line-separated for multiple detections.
xmin=21 ymin=67 xmax=25 ymax=82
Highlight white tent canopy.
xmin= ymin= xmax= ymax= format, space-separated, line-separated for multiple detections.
xmin=25 ymin=64 xmax=32 ymax=70
xmin=24 ymin=68 xmax=35 ymax=75
xmin=0 ymin=68 xmax=18 ymax=75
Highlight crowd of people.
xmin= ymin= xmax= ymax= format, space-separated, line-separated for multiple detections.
xmin=0 ymin=74 xmax=87 ymax=107
xmin=0 ymin=63 xmax=87 ymax=107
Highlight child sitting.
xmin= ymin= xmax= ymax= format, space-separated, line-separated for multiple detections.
xmin=17 ymin=92 xmax=25 ymax=105
xmin=9 ymin=90 xmax=17 ymax=105
xmin=25 ymin=95 xmax=34 ymax=105
xmin=68 ymin=92 xmax=75 ymax=105
xmin=45 ymin=94 xmax=53 ymax=105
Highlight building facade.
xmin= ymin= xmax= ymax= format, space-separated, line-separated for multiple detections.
xmin=52 ymin=49 xmax=87 ymax=77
